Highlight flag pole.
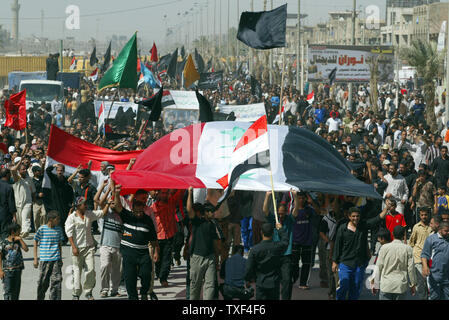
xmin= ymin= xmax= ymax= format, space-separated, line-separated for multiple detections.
xmin=269 ymin=170 xmax=279 ymax=225
xmin=278 ymin=47 xmax=286 ymax=125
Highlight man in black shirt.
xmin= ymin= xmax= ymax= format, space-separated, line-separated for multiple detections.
xmin=31 ymin=166 xmax=45 ymax=232
xmin=431 ymin=146 xmax=449 ymax=188
xmin=186 ymin=187 xmax=220 ymax=300
xmin=332 ymin=206 xmax=388 ymax=300
xmin=0 ymin=168 xmax=16 ymax=239
xmin=244 ymin=222 xmax=288 ymax=300
xmin=45 ymin=164 xmax=74 ymax=244
xmin=112 ymin=184 xmax=160 ymax=300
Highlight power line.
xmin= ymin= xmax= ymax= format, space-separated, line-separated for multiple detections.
xmin=0 ymin=0 xmax=181 ymax=21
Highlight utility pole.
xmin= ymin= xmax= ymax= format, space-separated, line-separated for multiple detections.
xmin=296 ymin=0 xmax=301 ymax=92
xmin=250 ymin=0 xmax=254 ymax=73
xmin=427 ymin=0 xmax=430 ymax=43
xmin=269 ymin=0 xmax=273 ymax=84
xmin=348 ymin=0 xmax=356 ymax=112
xmin=219 ymin=0 xmax=222 ymax=58
xmin=227 ymin=0 xmax=230 ymax=57
xmin=214 ymin=0 xmax=216 ymax=56
xmin=201 ymin=5 xmax=203 ymax=54
xmin=236 ymin=0 xmax=240 ymax=68
xmin=446 ymin=2 xmax=449 ymax=122
xmin=41 ymin=10 xmax=44 ymax=39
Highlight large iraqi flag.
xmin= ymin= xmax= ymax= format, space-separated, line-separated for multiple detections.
xmin=43 ymin=125 xmax=143 ymax=188
xmin=111 ymin=121 xmax=381 ymax=199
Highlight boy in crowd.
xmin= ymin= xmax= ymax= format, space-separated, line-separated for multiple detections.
xmin=34 ymin=210 xmax=64 ymax=300
xmin=0 ymin=222 xmax=29 ymax=300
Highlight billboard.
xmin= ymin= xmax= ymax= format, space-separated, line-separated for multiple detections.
xmin=307 ymin=45 xmax=394 ymax=83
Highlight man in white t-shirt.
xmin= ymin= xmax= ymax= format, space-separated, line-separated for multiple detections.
xmin=326 ymin=113 xmax=342 ymax=133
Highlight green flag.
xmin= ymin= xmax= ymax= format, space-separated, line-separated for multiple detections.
xmin=98 ymin=33 xmax=138 ymax=92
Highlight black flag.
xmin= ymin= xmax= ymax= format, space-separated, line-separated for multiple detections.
xmin=101 ymin=42 xmax=112 ymax=73
xmin=196 ymin=90 xmax=214 ymax=122
xmin=105 ymin=124 xmax=130 ymax=140
xmin=194 ymin=48 xmax=205 ymax=73
xmin=180 ymin=46 xmax=186 ymax=59
xmin=139 ymin=87 xmax=164 ymax=121
xmin=177 ymin=57 xmax=187 ymax=79
xmin=157 ymin=53 xmax=171 ymax=71
xmin=237 ymin=4 xmax=287 ymax=50
xmin=205 ymin=58 xmax=212 ymax=72
xmin=167 ymin=48 xmax=178 ymax=79
xmin=329 ymin=67 xmax=337 ymax=85
xmin=90 ymin=47 xmax=98 ymax=67
xmin=251 ymin=75 xmax=262 ymax=99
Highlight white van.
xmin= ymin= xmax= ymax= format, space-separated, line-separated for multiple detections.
xmin=19 ymin=80 xmax=64 ymax=110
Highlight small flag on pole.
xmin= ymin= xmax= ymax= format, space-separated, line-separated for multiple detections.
xmin=70 ymin=57 xmax=77 ymax=70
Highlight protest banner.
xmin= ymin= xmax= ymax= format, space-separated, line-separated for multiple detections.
xmin=307 ymin=45 xmax=394 ymax=83
xmin=94 ymin=100 xmax=139 ymax=119
xmin=218 ymin=103 xmax=266 ymax=122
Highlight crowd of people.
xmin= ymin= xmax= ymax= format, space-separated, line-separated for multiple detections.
xmin=0 ymin=68 xmax=448 ymax=301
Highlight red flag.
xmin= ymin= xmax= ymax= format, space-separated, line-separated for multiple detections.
xmin=150 ymin=42 xmax=158 ymax=62
xmin=137 ymin=58 xmax=141 ymax=73
xmin=4 ymin=90 xmax=26 ymax=131
xmin=0 ymin=143 xmax=7 ymax=154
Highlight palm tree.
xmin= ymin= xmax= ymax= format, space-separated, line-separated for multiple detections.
xmin=401 ymin=39 xmax=444 ymax=132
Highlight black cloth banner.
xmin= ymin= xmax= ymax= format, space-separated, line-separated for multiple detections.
xmin=167 ymin=48 xmax=178 ymax=79
xmin=282 ymin=126 xmax=381 ymax=199
xmin=198 ymin=71 xmax=223 ymax=89
xmin=237 ymin=4 xmax=287 ymax=50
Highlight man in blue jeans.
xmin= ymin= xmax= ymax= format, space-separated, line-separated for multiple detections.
xmin=332 ymin=204 xmax=388 ymax=300
xmin=421 ymin=221 xmax=449 ymax=300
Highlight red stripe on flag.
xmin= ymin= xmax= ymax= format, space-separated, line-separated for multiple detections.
xmin=111 ymin=123 xmax=207 ymax=194
xmin=47 ymin=125 xmax=142 ymax=171
xmin=216 ymin=174 xmax=229 ymax=190
xmin=234 ymin=115 xmax=268 ymax=152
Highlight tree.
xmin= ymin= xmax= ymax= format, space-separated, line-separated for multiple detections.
xmin=367 ymin=53 xmax=381 ymax=115
xmin=401 ymin=39 xmax=444 ymax=132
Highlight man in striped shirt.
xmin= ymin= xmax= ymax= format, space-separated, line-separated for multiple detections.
xmin=425 ymin=136 xmax=442 ymax=166
xmin=33 ymin=210 xmax=64 ymax=300
xmin=113 ymin=184 xmax=160 ymax=300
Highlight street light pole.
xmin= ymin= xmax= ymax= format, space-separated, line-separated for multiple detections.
xmin=296 ymin=0 xmax=301 ymax=92
xmin=446 ymin=2 xmax=449 ymax=122
xmin=348 ymin=0 xmax=356 ymax=112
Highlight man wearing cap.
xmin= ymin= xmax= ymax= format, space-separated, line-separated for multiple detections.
xmin=10 ymin=157 xmax=35 ymax=238
xmin=65 ymin=196 xmax=108 ymax=300
xmin=31 ymin=166 xmax=46 ymax=231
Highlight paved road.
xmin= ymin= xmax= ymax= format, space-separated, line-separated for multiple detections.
xmin=4 ymin=234 xmax=420 ymax=300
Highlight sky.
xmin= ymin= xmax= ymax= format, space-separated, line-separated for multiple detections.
xmin=0 ymin=0 xmax=388 ymax=51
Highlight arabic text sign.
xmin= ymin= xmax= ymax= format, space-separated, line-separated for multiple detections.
xmin=218 ymin=103 xmax=266 ymax=122
xmin=308 ymin=45 xmax=394 ymax=83
xmin=198 ymin=71 xmax=223 ymax=89
xmin=169 ymin=90 xmax=200 ymax=110
xmin=94 ymin=101 xmax=139 ymax=119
